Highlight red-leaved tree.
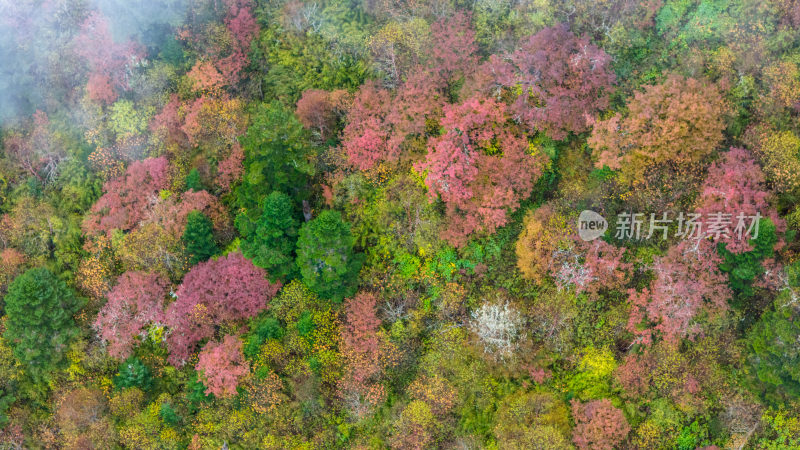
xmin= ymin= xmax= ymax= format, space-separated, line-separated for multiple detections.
xmin=552 ymin=238 xmax=631 ymax=298
xmin=3 ymin=111 xmax=68 ymax=184
xmin=427 ymin=12 xmax=478 ymax=85
xmin=385 ymin=68 xmax=443 ymax=147
xmin=94 ymin=271 xmax=169 ymax=359
xmin=571 ymin=398 xmax=630 ymax=450
xmin=216 ymin=142 xmax=245 ymax=192
xmin=490 ymin=23 xmax=615 ymax=140
xmin=296 ymin=89 xmax=337 ymax=138
xmin=187 ymin=60 xmax=227 ymax=94
xmin=695 ymin=147 xmax=785 ymax=254
xmin=74 ymin=12 xmax=141 ymax=104
xmin=339 ymin=292 xmax=393 ymax=418
xmin=219 ymin=0 xmax=259 ymax=82
xmin=417 ymin=95 xmax=546 ymax=245
xmin=296 ymin=89 xmax=349 ymax=140
xmin=614 ymin=342 xmax=714 ymax=412
xmin=196 ymin=334 xmax=249 ymax=397
xmin=143 ymin=189 xmax=230 ymax=238
xmin=150 ymin=94 xmax=186 ymax=146
xmin=342 ymin=69 xmax=443 ymax=171
xmin=627 ymin=240 xmax=730 ymax=346
xmin=83 ymin=157 xmax=170 ymax=236
xmin=341 ymin=82 xmax=394 ymax=170
xmin=181 ymin=0 xmax=259 ymax=90
xmin=165 ymin=252 xmax=281 ymax=365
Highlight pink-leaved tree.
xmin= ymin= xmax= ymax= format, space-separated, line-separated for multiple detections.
xmin=427 ymin=12 xmax=478 ymax=85
xmin=74 ymin=12 xmax=141 ymax=104
xmin=571 ymin=398 xmax=630 ymax=450
xmin=196 ymin=334 xmax=249 ymax=397
xmin=552 ymin=238 xmax=631 ymax=298
xmin=83 ymin=157 xmax=170 ymax=236
xmin=490 ymin=23 xmax=615 ymax=140
xmin=94 ymin=271 xmax=169 ymax=359
xmin=417 ymin=95 xmax=546 ymax=245
xmin=695 ymin=147 xmax=785 ymax=254
xmin=165 ymin=252 xmax=281 ymax=365
xmin=627 ymin=240 xmax=730 ymax=346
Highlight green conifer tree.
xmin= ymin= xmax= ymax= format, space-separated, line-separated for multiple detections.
xmin=3 ymin=267 xmax=84 ymax=382
xmin=183 ymin=210 xmax=218 ymax=265
xmin=296 ymin=210 xmax=363 ymax=302
xmin=239 ymin=191 xmax=298 ymax=281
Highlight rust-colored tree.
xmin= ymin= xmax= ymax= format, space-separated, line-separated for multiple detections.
xmin=339 ymin=292 xmax=393 ymax=418
xmin=589 ymin=75 xmax=728 ymax=181
xmin=296 ymin=89 xmax=348 ymax=140
xmin=0 ymin=249 xmax=25 ymax=298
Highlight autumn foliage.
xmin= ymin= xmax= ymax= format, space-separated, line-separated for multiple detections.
xmin=628 ymin=240 xmax=731 ymax=346
xmin=94 ymin=271 xmax=169 ymax=359
xmin=3 ymin=2 xmax=800 ymax=448
xmin=513 ymin=202 xmax=630 ymax=297
xmin=339 ymin=292 xmax=394 ymax=418
xmin=165 ymin=252 xmax=280 ymax=365
xmin=418 ymin=95 xmax=546 ymax=245
xmin=552 ymin=239 xmax=632 ymax=297
xmin=695 ymin=147 xmax=784 ymax=254
xmin=571 ymin=398 xmax=630 ymax=450
xmin=491 ymin=24 xmax=616 ymax=140
xmin=427 ymin=12 xmax=478 ymax=85
xmin=590 ymin=75 xmax=728 ymax=181
xmin=340 ymin=81 xmax=415 ymax=171
xmin=515 ymin=205 xmax=574 ymax=283
xmin=83 ymin=157 xmax=170 ymax=236
xmin=183 ymin=0 xmax=259 ymax=91
xmin=745 ymin=125 xmax=800 ymax=194
xmin=74 ymin=13 xmax=141 ymax=104
xmin=0 ymin=249 xmax=25 ymax=296
xmin=196 ymin=335 xmax=249 ymax=397
xmin=295 ymin=89 xmax=347 ymax=140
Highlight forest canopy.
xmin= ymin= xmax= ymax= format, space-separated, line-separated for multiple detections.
xmin=1 ymin=0 xmax=800 ymax=448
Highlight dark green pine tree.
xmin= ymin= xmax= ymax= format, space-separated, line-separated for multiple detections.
xmin=184 ymin=168 xmax=204 ymax=192
xmin=747 ymin=300 xmax=800 ymax=400
xmin=746 ymin=260 xmax=800 ymax=402
xmin=718 ymin=218 xmax=777 ymax=304
xmin=295 ymin=210 xmax=363 ymax=303
xmin=114 ymin=356 xmax=153 ymax=391
xmin=3 ymin=267 xmax=84 ymax=382
xmin=182 ymin=210 xmax=218 ymax=265
xmin=239 ymin=191 xmax=299 ymax=281
xmin=235 ymin=101 xmax=316 ymax=218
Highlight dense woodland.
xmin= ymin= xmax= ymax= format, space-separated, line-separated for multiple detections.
xmin=1 ymin=0 xmax=800 ymax=448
